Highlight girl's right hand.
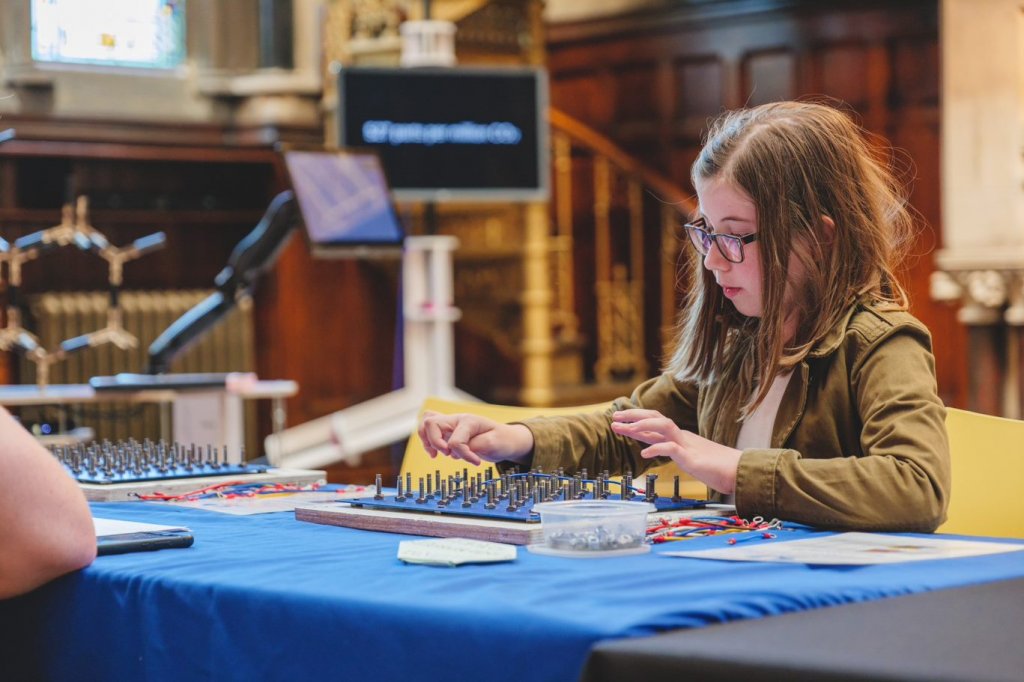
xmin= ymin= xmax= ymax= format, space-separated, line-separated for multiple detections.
xmin=417 ymin=411 xmax=534 ymax=466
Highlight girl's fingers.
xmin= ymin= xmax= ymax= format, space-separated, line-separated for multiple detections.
xmin=453 ymin=442 xmax=482 ymax=466
xmin=420 ymin=411 xmax=463 ymax=456
xmin=448 ymin=419 xmax=478 ymax=452
xmin=418 ymin=422 xmax=440 ymax=458
xmin=444 ymin=441 xmax=481 ymax=465
xmin=419 ymin=413 xmax=499 ymax=465
xmin=421 ymin=419 xmax=451 ymax=454
xmin=641 ymin=442 xmax=679 ymax=459
xmin=611 ymin=419 xmax=669 ymax=444
xmin=611 ymin=409 xmax=662 ymax=422
xmin=612 ymin=416 xmax=673 ymax=432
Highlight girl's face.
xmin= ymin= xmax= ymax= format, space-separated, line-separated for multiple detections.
xmin=694 ymin=178 xmax=764 ymax=318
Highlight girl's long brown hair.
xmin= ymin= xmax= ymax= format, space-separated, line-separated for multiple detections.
xmin=666 ymin=100 xmax=916 ymax=416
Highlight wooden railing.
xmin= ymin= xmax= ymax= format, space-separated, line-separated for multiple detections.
xmin=441 ymin=108 xmax=697 ymax=406
xmin=517 ymin=108 xmax=697 ymax=405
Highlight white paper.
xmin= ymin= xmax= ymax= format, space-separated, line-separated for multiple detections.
xmin=398 ymin=537 xmax=517 ymax=566
xmin=663 ymin=532 xmax=1024 ymax=565
xmin=93 ymin=517 xmax=189 ymax=538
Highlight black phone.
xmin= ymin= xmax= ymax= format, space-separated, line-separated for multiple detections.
xmin=97 ymin=531 xmax=195 ymax=556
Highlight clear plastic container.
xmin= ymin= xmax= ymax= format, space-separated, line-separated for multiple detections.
xmin=528 ymin=500 xmax=654 ymax=558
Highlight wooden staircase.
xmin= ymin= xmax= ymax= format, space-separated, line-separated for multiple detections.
xmin=444 ymin=107 xmax=697 ymax=406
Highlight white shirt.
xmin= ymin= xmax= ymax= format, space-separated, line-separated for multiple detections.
xmin=723 ymin=370 xmax=793 ymax=504
xmin=735 ymin=370 xmax=794 ymax=451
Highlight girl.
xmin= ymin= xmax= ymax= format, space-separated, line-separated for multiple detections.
xmin=418 ymin=101 xmax=950 ymax=532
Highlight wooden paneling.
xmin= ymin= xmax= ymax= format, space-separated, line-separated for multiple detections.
xmin=546 ymin=0 xmax=966 ymax=407
xmin=554 ymin=69 xmax=619 ymax=130
xmin=612 ymin=60 xmax=662 ymax=131
xmin=742 ymin=50 xmax=797 ymax=105
xmin=0 ymin=118 xmax=398 ymax=472
xmin=255 ymin=242 xmax=399 ymax=429
xmin=674 ymin=57 xmax=725 ymax=122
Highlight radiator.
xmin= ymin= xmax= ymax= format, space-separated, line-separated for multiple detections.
xmin=21 ymin=290 xmax=256 ymax=446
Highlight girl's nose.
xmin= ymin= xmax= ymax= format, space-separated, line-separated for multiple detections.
xmin=703 ymin=245 xmax=729 ymax=271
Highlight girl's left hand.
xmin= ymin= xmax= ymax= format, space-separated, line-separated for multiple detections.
xmin=610 ymin=408 xmax=742 ymax=494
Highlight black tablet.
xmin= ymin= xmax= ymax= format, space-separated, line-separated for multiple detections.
xmin=97 ymin=530 xmax=195 ymax=556
xmin=90 ymin=372 xmax=229 ymax=392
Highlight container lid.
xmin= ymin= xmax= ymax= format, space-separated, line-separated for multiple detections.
xmin=532 ymin=500 xmax=656 ymax=517
xmin=526 ymin=543 xmax=651 ymax=559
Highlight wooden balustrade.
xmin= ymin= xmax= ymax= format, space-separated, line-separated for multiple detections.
xmin=513 ymin=108 xmax=695 ymax=405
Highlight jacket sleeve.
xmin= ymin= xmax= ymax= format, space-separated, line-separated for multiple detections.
xmin=735 ymin=328 xmax=951 ymax=532
xmin=518 ymin=373 xmax=700 ymax=477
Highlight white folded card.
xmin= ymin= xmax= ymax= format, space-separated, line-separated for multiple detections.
xmin=93 ymin=517 xmax=190 ymax=538
xmin=398 ymin=537 xmax=517 ymax=567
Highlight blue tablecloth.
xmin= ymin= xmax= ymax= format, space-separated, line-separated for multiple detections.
xmin=4 ymin=501 xmax=1024 ymax=681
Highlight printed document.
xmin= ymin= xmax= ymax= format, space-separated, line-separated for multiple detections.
xmin=663 ymin=532 xmax=1024 ymax=565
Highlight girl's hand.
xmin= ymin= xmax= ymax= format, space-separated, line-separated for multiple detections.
xmin=417 ymin=411 xmax=534 ymax=467
xmin=610 ymin=408 xmax=742 ymax=494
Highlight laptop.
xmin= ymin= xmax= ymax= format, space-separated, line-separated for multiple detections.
xmin=280 ymin=147 xmax=405 ymax=259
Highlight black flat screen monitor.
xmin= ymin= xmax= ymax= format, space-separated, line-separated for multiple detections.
xmin=336 ymin=65 xmax=549 ymax=202
xmin=281 ymin=149 xmax=405 ymax=258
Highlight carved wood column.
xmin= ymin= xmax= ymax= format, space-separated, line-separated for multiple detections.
xmin=193 ymin=0 xmax=322 ymax=130
xmin=935 ymin=0 xmax=1024 ymax=418
xmin=932 ymin=270 xmax=1022 ymax=417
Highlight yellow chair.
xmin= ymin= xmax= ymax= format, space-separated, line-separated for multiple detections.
xmin=939 ymin=407 xmax=1024 ymax=538
xmin=400 ymin=396 xmax=706 ymax=500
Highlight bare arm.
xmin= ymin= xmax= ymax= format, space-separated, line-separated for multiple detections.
xmin=0 ymin=407 xmax=96 ymax=598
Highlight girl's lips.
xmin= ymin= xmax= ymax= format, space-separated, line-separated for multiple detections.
xmin=722 ymin=286 xmax=741 ymax=299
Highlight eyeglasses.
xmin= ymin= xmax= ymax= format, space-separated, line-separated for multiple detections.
xmin=681 ymin=218 xmax=758 ymax=264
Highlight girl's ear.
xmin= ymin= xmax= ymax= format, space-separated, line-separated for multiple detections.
xmin=820 ymin=215 xmax=836 ymax=247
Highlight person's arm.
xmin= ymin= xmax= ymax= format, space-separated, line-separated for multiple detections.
xmin=0 ymin=407 xmax=96 ymax=598
xmin=524 ymin=373 xmax=701 ymax=476
xmin=610 ymin=410 xmax=742 ymax=494
xmin=735 ymin=328 xmax=950 ymax=532
xmin=419 ymin=410 xmax=534 ymax=466
xmin=418 ymin=374 xmax=699 ymax=474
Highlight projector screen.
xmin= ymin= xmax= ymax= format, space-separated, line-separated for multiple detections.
xmin=336 ymin=66 xmax=549 ymax=202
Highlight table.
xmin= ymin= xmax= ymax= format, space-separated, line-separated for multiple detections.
xmin=0 ymin=380 xmax=297 ymax=459
xmin=580 ymin=577 xmax=1024 ymax=681
xmin=2 ymin=502 xmax=1023 ymax=681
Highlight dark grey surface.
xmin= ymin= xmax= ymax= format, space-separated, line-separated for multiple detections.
xmin=581 ymin=577 xmax=1024 ymax=682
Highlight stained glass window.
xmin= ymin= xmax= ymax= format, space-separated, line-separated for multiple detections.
xmin=31 ymin=0 xmax=186 ymax=70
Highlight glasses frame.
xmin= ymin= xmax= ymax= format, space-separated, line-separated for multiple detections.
xmin=682 ymin=218 xmax=758 ymax=264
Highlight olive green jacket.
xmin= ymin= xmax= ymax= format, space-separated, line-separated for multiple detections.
xmin=522 ymin=304 xmax=950 ymax=532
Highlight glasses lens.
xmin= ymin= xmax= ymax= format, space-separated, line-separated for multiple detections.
xmin=686 ymin=225 xmax=710 ymax=255
xmin=719 ymin=235 xmax=743 ymax=262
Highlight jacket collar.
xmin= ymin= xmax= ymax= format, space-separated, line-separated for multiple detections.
xmin=806 ymin=301 xmax=862 ymax=359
